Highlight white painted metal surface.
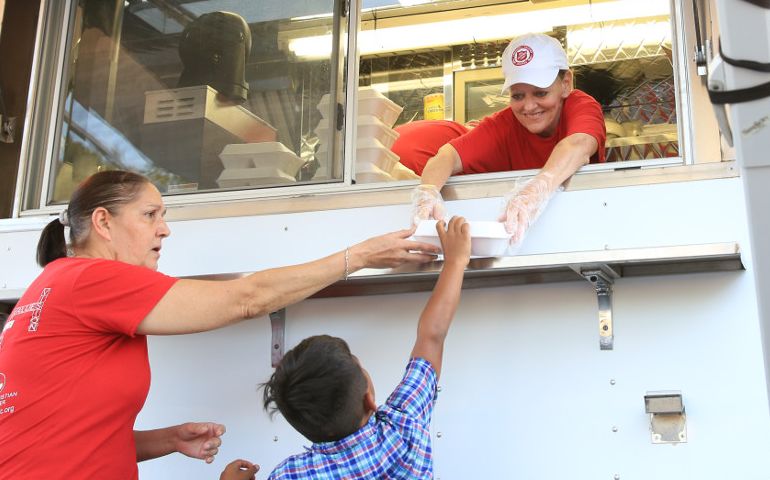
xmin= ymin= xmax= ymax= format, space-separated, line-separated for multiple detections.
xmin=711 ymin=0 xmax=770 ymax=415
xmin=0 ymin=171 xmax=770 ymax=480
xmin=126 ymin=178 xmax=766 ymax=479
xmin=2 ymin=175 xmax=770 ymax=478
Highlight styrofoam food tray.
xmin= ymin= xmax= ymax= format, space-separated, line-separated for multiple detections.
xmin=358 ymin=89 xmax=403 ymax=127
xmin=219 ymin=142 xmax=304 ymax=177
xmin=355 ymin=164 xmax=394 ymax=183
xmin=355 ymin=137 xmax=399 ymax=173
xmin=221 ymin=141 xmax=295 ymax=155
xmin=216 ymin=166 xmax=297 ymax=188
xmin=316 ymin=138 xmax=400 ymax=174
xmin=315 ymin=115 xmax=400 ymax=148
xmin=413 ymin=220 xmax=510 ymax=257
xmin=390 ymin=162 xmax=420 ymax=180
xmin=317 ymin=88 xmax=403 ymax=127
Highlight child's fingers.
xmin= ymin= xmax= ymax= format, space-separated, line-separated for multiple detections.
xmin=447 ymin=216 xmax=465 ymax=234
xmin=435 ymin=219 xmax=447 ymax=244
xmin=460 ymin=220 xmax=470 ymax=236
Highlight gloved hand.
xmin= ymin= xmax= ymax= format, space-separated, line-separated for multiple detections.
xmin=411 ymin=184 xmax=446 ymax=226
xmin=498 ymin=172 xmax=557 ymax=245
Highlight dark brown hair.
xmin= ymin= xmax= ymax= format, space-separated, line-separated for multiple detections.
xmin=36 ymin=170 xmax=150 ymax=267
xmin=262 ymin=335 xmax=369 ymax=443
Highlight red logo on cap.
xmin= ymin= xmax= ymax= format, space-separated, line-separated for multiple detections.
xmin=511 ymin=45 xmax=534 ymax=66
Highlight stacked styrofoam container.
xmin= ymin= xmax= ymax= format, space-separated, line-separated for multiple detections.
xmin=315 ymin=87 xmax=404 ymax=183
xmin=216 ymin=142 xmax=303 ymax=188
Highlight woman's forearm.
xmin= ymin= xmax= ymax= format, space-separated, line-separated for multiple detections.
xmin=135 ymin=428 xmax=176 ymax=462
xmin=420 ymin=144 xmax=463 ymax=189
xmin=137 ymin=229 xmax=438 ymax=335
xmin=540 ymin=133 xmax=598 ymax=191
xmin=139 ymin=250 xmax=347 ymax=335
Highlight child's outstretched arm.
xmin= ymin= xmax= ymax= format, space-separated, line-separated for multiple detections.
xmin=410 ymin=216 xmax=471 ymax=379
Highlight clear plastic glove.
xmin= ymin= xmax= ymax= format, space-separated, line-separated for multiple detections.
xmin=498 ymin=172 xmax=557 ymax=245
xmin=410 ymin=184 xmax=446 ymax=226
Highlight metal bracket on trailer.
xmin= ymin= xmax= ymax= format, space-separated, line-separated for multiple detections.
xmin=579 ymin=265 xmax=619 ymax=350
xmin=269 ymin=309 xmax=286 ymax=367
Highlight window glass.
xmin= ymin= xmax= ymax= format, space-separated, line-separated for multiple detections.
xmin=355 ymin=0 xmax=676 ymax=184
xmin=50 ymin=0 xmax=343 ymax=203
xmin=43 ymin=0 xmax=689 ymax=204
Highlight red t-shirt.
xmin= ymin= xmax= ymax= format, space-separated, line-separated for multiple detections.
xmin=0 ymin=258 xmax=178 ymax=480
xmin=391 ymin=120 xmax=469 ymax=175
xmin=450 ymin=90 xmax=606 ymax=173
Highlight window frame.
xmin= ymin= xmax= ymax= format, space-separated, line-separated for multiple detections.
xmin=12 ymin=0 xmax=730 ymax=222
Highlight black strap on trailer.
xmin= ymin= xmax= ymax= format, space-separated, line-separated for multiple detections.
xmin=709 ymin=79 xmax=770 ymax=104
xmin=707 ymin=0 xmax=770 ymax=103
xmin=720 ymin=42 xmax=770 ymax=73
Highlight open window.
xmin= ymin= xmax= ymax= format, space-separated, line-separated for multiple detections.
xmin=32 ymin=0 xmax=349 ymax=204
xmin=15 ymin=0 xmax=727 ymax=215
xmin=352 ymin=0 xmax=692 ymax=186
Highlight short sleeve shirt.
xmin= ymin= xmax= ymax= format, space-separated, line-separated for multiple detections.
xmin=0 ymin=258 xmax=177 ymax=480
xmin=450 ymin=89 xmax=606 ymax=173
xmin=392 ymin=120 xmax=470 ymax=175
xmin=269 ymin=357 xmax=438 ymax=479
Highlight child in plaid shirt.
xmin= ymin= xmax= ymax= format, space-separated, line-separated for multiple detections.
xmin=261 ymin=217 xmax=471 ymax=479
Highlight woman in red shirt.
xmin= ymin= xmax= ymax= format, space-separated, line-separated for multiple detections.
xmin=411 ymin=33 xmax=606 ymax=244
xmin=0 ymin=170 xmax=438 ymax=480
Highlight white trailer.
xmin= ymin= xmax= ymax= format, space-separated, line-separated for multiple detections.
xmin=1 ymin=1 xmax=769 ymax=478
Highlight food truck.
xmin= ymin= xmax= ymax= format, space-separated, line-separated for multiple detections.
xmin=1 ymin=0 xmax=769 ymax=477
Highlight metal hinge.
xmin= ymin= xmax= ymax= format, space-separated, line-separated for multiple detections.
xmin=269 ymin=309 xmax=286 ymax=367
xmin=577 ymin=265 xmax=619 ymax=350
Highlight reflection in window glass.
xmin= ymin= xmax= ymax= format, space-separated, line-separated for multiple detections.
xmin=51 ymin=0 xmax=341 ymax=203
xmin=356 ymin=0 xmax=676 ymax=184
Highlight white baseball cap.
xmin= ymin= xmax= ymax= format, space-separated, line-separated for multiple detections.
xmin=501 ymin=33 xmax=569 ymax=94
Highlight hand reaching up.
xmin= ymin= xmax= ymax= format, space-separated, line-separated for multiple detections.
xmin=220 ymin=459 xmax=259 ymax=480
xmin=436 ymin=216 xmax=471 ymax=268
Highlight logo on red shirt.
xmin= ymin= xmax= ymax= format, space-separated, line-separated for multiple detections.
xmin=0 ymin=373 xmax=6 ymax=392
xmin=512 ymin=45 xmax=534 ymax=66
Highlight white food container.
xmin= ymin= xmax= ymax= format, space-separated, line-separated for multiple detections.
xmin=315 ymin=115 xmax=400 ymax=148
xmin=355 ymin=164 xmax=395 ymax=184
xmin=355 ymin=137 xmax=399 ymax=173
xmin=413 ymin=220 xmax=511 ymax=257
xmin=358 ymin=88 xmax=403 ymax=127
xmin=390 ymin=162 xmax=420 ymax=180
xmin=316 ymin=88 xmax=404 ymax=127
xmin=216 ymin=166 xmax=297 ymax=188
xmin=219 ymin=142 xmax=304 ymax=177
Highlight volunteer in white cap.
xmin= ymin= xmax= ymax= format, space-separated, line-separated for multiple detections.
xmin=410 ymin=32 xmax=606 ymax=244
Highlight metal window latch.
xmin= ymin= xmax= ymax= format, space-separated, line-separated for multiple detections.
xmin=644 ymin=390 xmax=687 ymax=444
xmin=269 ymin=309 xmax=286 ymax=367
xmin=577 ymin=265 xmax=619 ymax=350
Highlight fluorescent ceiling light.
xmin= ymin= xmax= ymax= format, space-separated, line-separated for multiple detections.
xmin=289 ymin=0 xmax=670 ymax=59
xmin=369 ymin=75 xmax=445 ymax=93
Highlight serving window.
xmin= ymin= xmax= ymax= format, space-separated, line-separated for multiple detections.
xmin=40 ymin=0 xmax=348 ymax=204
xmin=356 ymin=0 xmax=686 ymax=185
xmin=16 ymin=0 xmax=727 ymax=214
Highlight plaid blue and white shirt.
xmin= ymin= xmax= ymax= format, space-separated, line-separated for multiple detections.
xmin=268 ymin=357 xmax=438 ymax=479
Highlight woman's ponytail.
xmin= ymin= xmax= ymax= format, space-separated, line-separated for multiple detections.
xmin=36 ymin=217 xmax=68 ymax=267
